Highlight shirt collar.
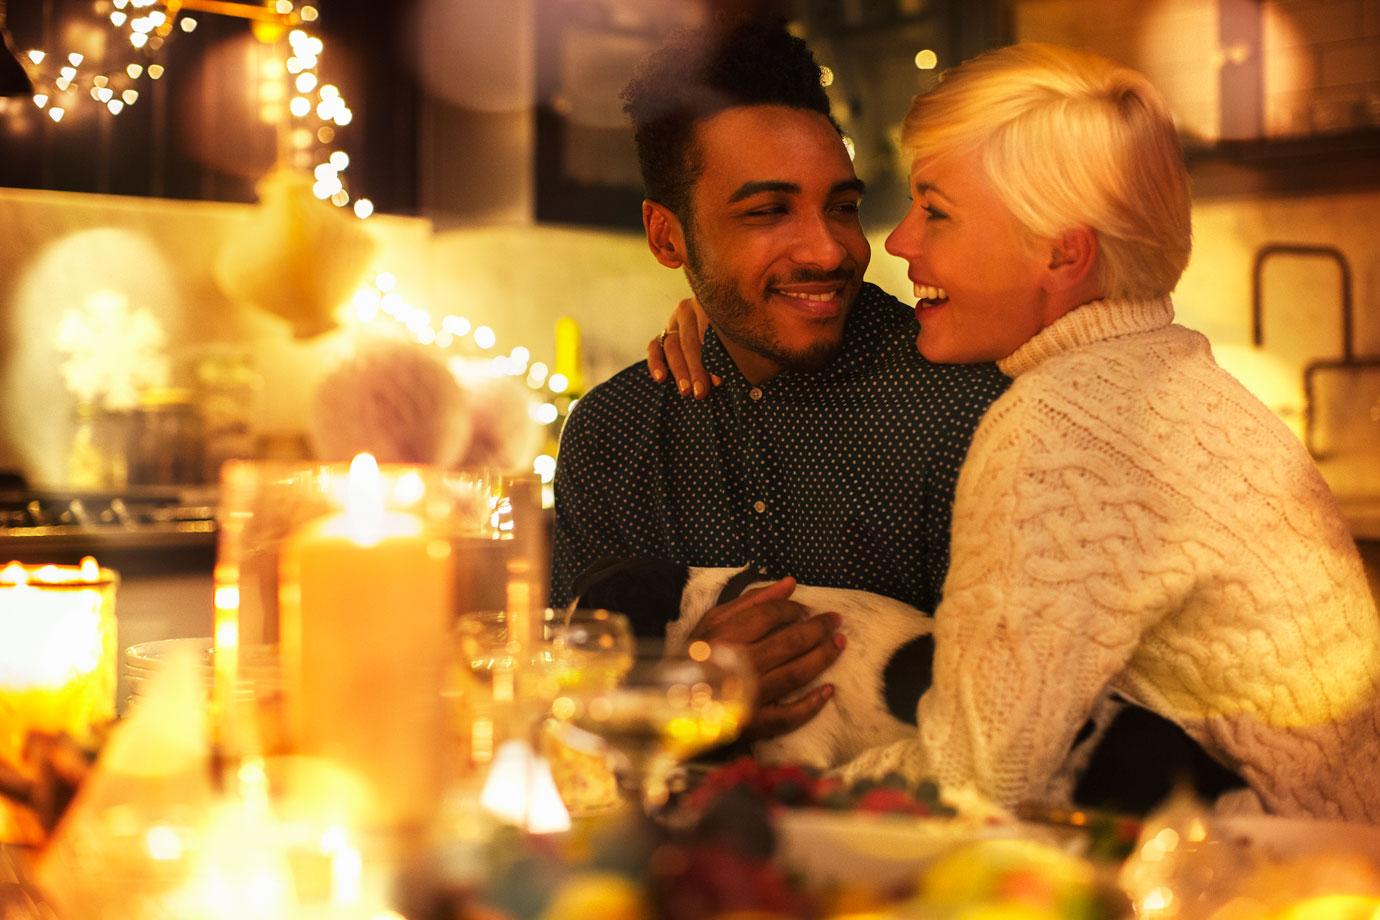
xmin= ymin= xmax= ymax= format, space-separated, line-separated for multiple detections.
xmin=700 ymin=283 xmax=897 ymax=395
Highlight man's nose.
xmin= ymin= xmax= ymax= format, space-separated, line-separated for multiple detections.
xmin=791 ymin=214 xmax=848 ymax=268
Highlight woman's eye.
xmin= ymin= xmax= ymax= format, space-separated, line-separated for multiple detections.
xmin=923 ymin=204 xmax=948 ymax=221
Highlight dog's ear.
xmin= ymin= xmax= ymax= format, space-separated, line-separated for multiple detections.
xmin=570 ymin=556 xmax=690 ymax=639
xmin=882 ymin=633 xmax=934 ymax=726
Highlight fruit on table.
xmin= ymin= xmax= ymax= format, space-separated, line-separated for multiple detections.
xmin=917 ymin=839 xmax=1103 ymax=919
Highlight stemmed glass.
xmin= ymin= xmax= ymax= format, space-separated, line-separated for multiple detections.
xmin=550 ymin=639 xmax=755 ymax=812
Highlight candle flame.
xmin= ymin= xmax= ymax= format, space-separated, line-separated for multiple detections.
xmin=1 ymin=562 xmax=28 ymax=586
xmin=480 ymin=739 xmax=572 ymax=834
xmin=345 ymin=453 xmax=386 ymax=546
xmin=80 ymin=556 xmax=100 ymax=581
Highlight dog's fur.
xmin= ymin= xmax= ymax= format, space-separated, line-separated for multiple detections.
xmin=667 ymin=567 xmax=932 ymax=770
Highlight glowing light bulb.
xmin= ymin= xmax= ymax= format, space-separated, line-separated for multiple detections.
xmin=32 ymin=94 xmax=48 ymax=108
xmin=914 ymin=49 xmax=938 ymax=70
xmin=122 ymin=89 xmax=138 ymax=105
xmin=148 ymin=64 xmax=164 ymax=79
xmin=107 ymin=99 xmax=125 ymax=115
xmin=110 ymin=11 xmax=127 ymax=25
xmin=300 ymin=5 xmax=319 ymax=21
xmin=130 ymin=32 xmax=148 ymax=48
xmin=474 ymin=326 xmax=496 ymax=350
xmin=180 ymin=16 xmax=197 ymax=32
xmin=352 ymin=198 xmax=374 ymax=219
xmin=329 ymin=150 xmax=349 ymax=169
xmin=48 ymin=107 xmax=65 ymax=122
xmin=820 ymin=66 xmax=833 ymax=87
xmin=319 ymin=83 xmax=339 ymax=99
xmin=289 ymin=96 xmax=310 ymax=117
xmin=331 ymin=189 xmax=349 ymax=207
xmin=275 ymin=0 xmax=294 ymax=12
xmin=67 ymin=53 xmax=84 ymax=66
xmin=375 ymin=272 xmax=397 ymax=292
xmin=334 ymin=108 xmax=353 ymax=126
xmin=26 ymin=50 xmax=44 ymax=65
xmin=295 ymin=72 xmax=317 ymax=93
xmin=548 ymin=373 xmax=569 ymax=394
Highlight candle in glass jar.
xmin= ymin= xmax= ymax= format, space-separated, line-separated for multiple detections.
xmin=279 ymin=454 xmax=452 ymax=829
xmin=0 ymin=557 xmax=117 ymax=768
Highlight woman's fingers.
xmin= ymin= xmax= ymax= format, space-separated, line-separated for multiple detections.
xmin=647 ymin=297 xmax=721 ymax=397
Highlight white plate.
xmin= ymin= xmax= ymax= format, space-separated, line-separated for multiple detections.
xmin=774 ymin=809 xmax=1020 ymax=889
xmin=1212 ymin=814 xmax=1380 ymax=863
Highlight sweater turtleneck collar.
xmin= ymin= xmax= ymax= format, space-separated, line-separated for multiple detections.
xmin=997 ymin=296 xmax=1175 ymax=378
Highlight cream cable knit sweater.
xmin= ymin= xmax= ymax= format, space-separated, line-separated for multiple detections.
xmin=838 ymin=296 xmax=1380 ymax=822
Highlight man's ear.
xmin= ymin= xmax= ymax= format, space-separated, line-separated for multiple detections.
xmin=643 ymin=200 xmax=688 ymax=269
xmin=1041 ymin=226 xmax=1098 ymax=294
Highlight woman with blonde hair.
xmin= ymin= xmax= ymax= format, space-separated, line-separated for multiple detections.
xmin=654 ymin=43 xmax=1380 ymax=820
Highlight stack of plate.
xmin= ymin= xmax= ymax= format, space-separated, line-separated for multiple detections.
xmin=122 ymin=638 xmax=281 ymax=707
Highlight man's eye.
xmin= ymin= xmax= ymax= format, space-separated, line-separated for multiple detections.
xmin=745 ymin=206 xmax=786 ymax=218
xmin=833 ymin=201 xmax=861 ymax=215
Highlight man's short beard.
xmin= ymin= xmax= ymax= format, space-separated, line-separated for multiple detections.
xmin=683 ymin=227 xmax=846 ymax=375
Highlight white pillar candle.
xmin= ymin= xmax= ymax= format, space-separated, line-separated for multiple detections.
xmin=279 ymin=454 xmax=452 ymax=830
xmin=0 ymin=557 xmax=117 ymax=767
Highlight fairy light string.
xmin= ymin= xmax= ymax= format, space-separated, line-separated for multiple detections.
xmin=15 ymin=0 xmax=578 ymax=483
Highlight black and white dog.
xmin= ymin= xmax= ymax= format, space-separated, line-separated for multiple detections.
xmin=572 ymin=559 xmax=935 ymax=769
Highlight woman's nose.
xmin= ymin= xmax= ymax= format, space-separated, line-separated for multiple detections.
xmin=885 ymin=213 xmax=919 ymax=260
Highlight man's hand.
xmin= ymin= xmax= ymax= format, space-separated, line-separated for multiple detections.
xmin=687 ymin=576 xmax=846 ymax=740
xmin=647 ymin=297 xmax=719 ymax=399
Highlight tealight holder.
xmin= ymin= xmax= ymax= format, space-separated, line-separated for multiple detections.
xmin=0 ymin=557 xmax=118 ymax=843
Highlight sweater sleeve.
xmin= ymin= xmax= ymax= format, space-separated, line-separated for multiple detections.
xmin=838 ymin=384 xmax=1183 ymax=804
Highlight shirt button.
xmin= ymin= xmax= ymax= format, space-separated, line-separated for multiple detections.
xmin=749 ymin=387 xmax=764 ymax=401
xmin=753 ymin=500 xmax=767 ymax=513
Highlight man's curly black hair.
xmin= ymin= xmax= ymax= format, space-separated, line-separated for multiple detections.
xmin=621 ymin=16 xmax=838 ymax=223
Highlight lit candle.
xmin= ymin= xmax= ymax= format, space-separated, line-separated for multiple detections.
xmin=0 ymin=557 xmax=117 ymax=770
xmin=278 ymin=454 xmax=453 ymax=830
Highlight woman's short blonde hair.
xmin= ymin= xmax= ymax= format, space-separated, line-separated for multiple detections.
xmin=902 ymin=43 xmax=1191 ymax=300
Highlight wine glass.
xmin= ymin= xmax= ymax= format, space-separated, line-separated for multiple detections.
xmin=548 ymin=607 xmax=635 ymax=693
xmin=551 ymin=639 xmax=755 ymax=812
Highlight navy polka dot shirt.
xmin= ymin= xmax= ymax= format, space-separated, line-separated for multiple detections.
xmin=551 ymin=283 xmax=1010 ymax=612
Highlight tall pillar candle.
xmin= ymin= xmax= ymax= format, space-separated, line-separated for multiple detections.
xmin=279 ymin=455 xmax=453 ymax=830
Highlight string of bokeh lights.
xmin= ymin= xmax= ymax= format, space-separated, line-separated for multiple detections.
xmin=17 ymin=0 xmax=571 ymax=483
xmin=20 ymin=0 xmax=374 ymax=218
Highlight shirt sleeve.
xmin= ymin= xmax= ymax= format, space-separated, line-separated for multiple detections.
xmin=837 ymin=388 xmax=1179 ymax=806
xmin=550 ymin=397 xmax=635 ymax=607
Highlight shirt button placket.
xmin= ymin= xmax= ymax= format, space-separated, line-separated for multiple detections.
xmin=740 ymin=384 xmax=772 ymax=563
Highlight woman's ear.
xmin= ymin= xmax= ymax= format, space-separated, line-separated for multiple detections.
xmin=643 ymin=200 xmax=688 ymax=269
xmin=1042 ymin=226 xmax=1098 ymax=294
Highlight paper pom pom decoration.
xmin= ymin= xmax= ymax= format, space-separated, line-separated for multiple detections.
xmin=214 ymin=167 xmax=375 ymax=339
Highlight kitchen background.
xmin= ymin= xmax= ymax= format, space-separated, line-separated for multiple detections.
xmin=1 ymin=0 xmax=1378 ymax=640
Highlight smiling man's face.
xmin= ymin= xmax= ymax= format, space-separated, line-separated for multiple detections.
xmin=678 ymin=105 xmax=870 ymax=382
